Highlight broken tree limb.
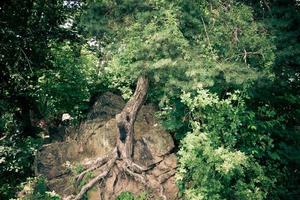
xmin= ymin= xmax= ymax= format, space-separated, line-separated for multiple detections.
xmin=116 ymin=75 xmax=149 ymax=159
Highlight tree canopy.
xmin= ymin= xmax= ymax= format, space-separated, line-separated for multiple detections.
xmin=0 ymin=0 xmax=299 ymax=199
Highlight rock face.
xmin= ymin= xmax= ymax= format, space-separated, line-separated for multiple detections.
xmin=35 ymin=92 xmax=178 ymax=199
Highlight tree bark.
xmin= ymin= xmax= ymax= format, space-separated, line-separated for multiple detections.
xmin=65 ymin=75 xmax=174 ymax=200
xmin=116 ymin=75 xmax=149 ymax=159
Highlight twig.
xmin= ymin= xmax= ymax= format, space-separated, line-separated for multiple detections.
xmin=20 ymin=48 xmax=34 ymax=75
xmin=201 ymin=17 xmax=212 ymax=49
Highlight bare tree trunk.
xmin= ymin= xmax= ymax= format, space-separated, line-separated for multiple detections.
xmin=116 ymin=75 xmax=149 ymax=159
xmin=65 ymin=75 xmax=175 ymax=200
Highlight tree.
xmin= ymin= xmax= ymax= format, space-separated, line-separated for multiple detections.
xmin=66 ymin=2 xmax=188 ymax=198
xmin=244 ymin=1 xmax=300 ymax=198
xmin=0 ymin=1 xmax=85 ymax=198
xmin=0 ymin=0 xmax=80 ymax=137
xmin=175 ymin=1 xmax=300 ymax=199
xmin=1 ymin=0 xmax=297 ymax=199
xmin=65 ymin=0 xmax=276 ymax=199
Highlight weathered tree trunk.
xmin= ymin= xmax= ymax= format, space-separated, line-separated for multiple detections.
xmin=66 ymin=75 xmax=172 ymax=200
xmin=116 ymin=75 xmax=149 ymax=159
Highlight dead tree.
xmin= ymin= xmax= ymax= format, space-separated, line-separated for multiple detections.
xmin=65 ymin=76 xmax=173 ymax=200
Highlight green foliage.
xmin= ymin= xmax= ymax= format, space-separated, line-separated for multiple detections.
xmin=0 ymin=1 xmax=92 ymax=198
xmin=18 ymin=177 xmax=61 ymax=200
xmin=177 ymin=0 xmax=275 ymax=69
xmin=69 ymin=162 xmax=95 ymax=197
xmin=81 ymin=0 xmax=274 ymax=101
xmin=116 ymin=191 xmax=148 ymax=200
xmin=81 ymin=1 xmax=299 ymax=199
xmin=0 ymin=135 xmax=42 ymax=199
xmin=35 ymin=42 xmax=99 ymax=121
xmin=243 ymin=1 xmax=300 ymax=198
xmin=116 ymin=192 xmax=135 ymax=200
xmin=78 ymin=171 xmax=95 ymax=188
xmin=72 ymin=163 xmax=85 ymax=174
xmin=88 ymin=3 xmax=191 ymax=99
xmin=177 ymin=89 xmax=275 ymax=200
xmin=0 ymin=0 xmax=81 ymax=136
xmin=0 ymin=0 xmax=299 ymax=199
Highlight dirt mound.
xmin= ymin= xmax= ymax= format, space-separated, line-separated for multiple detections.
xmin=34 ymin=92 xmax=178 ymax=199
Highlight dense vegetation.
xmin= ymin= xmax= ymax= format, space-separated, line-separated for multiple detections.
xmin=0 ymin=0 xmax=299 ymax=199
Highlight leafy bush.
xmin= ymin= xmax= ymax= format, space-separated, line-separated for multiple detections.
xmin=116 ymin=191 xmax=148 ymax=200
xmin=116 ymin=192 xmax=135 ymax=200
xmin=177 ymin=89 xmax=276 ymax=199
xmin=35 ymin=42 xmax=100 ymax=122
xmin=0 ymin=135 xmax=42 ymax=199
xmin=18 ymin=177 xmax=61 ymax=200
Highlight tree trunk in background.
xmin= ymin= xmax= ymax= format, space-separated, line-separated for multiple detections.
xmin=15 ymin=96 xmax=36 ymax=137
xmin=116 ymin=75 xmax=149 ymax=159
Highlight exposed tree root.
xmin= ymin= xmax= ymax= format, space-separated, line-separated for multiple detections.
xmin=160 ymin=185 xmax=167 ymax=200
xmin=75 ymin=148 xmax=117 ymax=185
xmin=63 ymin=76 xmax=174 ymax=199
xmin=158 ymin=170 xmax=176 ymax=184
xmin=64 ymin=148 xmax=172 ymax=200
xmin=124 ymin=167 xmax=147 ymax=184
xmin=67 ymin=149 xmax=118 ymax=200
xmin=125 ymin=159 xmax=153 ymax=173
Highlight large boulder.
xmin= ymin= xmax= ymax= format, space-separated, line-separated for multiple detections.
xmin=34 ymin=92 xmax=178 ymax=199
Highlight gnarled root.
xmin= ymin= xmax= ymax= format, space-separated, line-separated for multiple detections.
xmin=75 ymin=148 xmax=117 ymax=185
xmin=64 ymin=149 xmax=171 ymax=200
xmin=67 ymin=149 xmax=118 ymax=200
xmin=125 ymin=159 xmax=153 ymax=173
